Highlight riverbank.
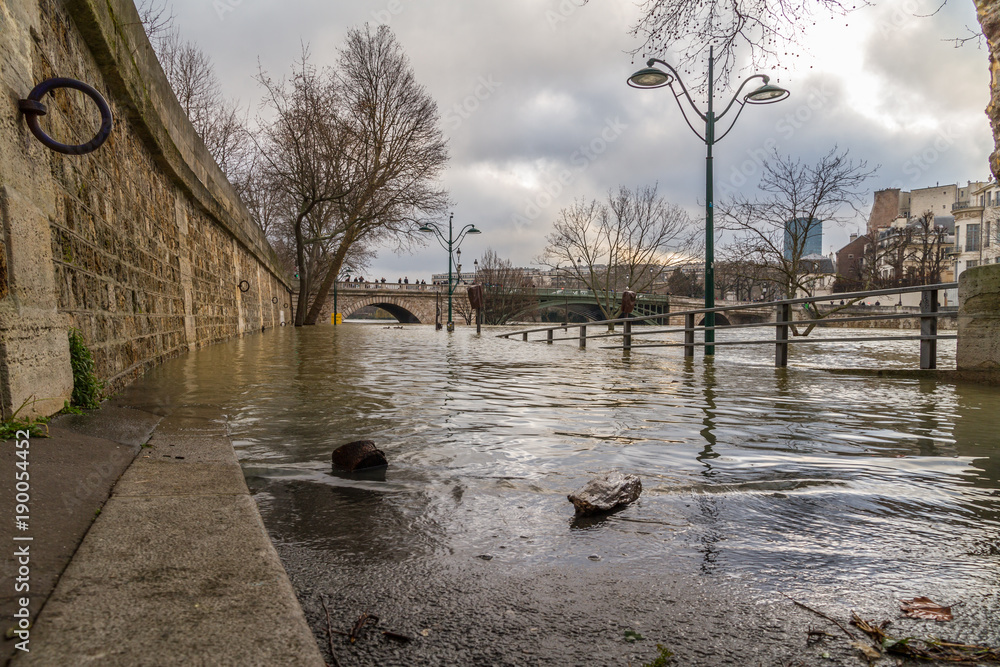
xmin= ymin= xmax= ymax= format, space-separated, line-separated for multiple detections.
xmin=4 ymin=323 xmax=998 ymax=665
xmin=0 ymin=400 xmax=323 ymax=666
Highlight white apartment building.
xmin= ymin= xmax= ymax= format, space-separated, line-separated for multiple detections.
xmin=952 ymin=181 xmax=1000 ymax=278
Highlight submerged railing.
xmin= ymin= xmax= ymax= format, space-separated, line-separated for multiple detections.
xmin=498 ymin=283 xmax=958 ymax=370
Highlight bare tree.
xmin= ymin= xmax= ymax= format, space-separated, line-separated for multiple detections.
xmin=136 ymin=0 xmax=174 ymax=46
xmin=666 ymin=267 xmax=702 ymax=298
xmin=604 ymin=0 xmax=858 ymax=82
xmin=719 ymin=148 xmax=875 ymax=302
xmin=253 ymin=50 xmax=352 ymax=325
xmin=301 ymin=24 xmax=449 ymax=325
xmin=139 ymin=4 xmax=249 ymax=177
xmin=476 ymin=249 xmax=537 ymax=325
xmin=540 ymin=184 xmax=695 ymax=321
xmin=907 ymin=210 xmax=950 ymax=284
xmin=714 ymin=250 xmax=779 ymax=301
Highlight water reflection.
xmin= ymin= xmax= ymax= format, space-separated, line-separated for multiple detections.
xmin=121 ymin=324 xmax=1000 ymax=642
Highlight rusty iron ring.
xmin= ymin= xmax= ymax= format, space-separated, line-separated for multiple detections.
xmin=18 ymin=78 xmax=113 ymax=155
xmin=272 ymin=297 xmax=278 ymax=304
xmin=283 ymin=303 xmax=288 ymax=308
xmin=238 ymin=280 xmax=250 ymax=292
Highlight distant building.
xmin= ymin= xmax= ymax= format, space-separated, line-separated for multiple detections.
xmin=835 ymin=232 xmax=870 ymax=290
xmin=867 ymin=181 xmax=988 ymax=236
xmin=795 ymin=253 xmax=836 ymax=298
xmin=952 ymin=181 xmax=1000 ymax=278
xmin=784 ymin=218 xmax=822 ymax=259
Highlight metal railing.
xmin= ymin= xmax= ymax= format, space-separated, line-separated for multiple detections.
xmin=498 ymin=283 xmax=959 ymax=370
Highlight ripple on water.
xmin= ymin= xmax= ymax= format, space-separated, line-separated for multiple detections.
xmin=123 ymin=324 xmax=999 ymax=643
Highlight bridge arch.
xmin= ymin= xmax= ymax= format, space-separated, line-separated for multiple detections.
xmin=317 ymin=290 xmax=437 ymax=324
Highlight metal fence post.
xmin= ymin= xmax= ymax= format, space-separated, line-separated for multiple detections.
xmin=623 ymin=319 xmax=632 ymax=350
xmin=579 ymin=324 xmax=587 ymax=348
xmin=684 ymin=313 xmax=695 ymax=358
xmin=522 ymin=331 xmax=528 ymax=342
xmin=920 ymin=288 xmax=938 ymax=369
xmin=547 ymin=329 xmax=553 ymax=344
xmin=775 ymin=302 xmax=790 ymax=367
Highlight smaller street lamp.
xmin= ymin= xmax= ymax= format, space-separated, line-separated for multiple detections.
xmin=332 ymin=271 xmax=350 ymax=326
xmin=420 ymin=213 xmax=481 ymax=331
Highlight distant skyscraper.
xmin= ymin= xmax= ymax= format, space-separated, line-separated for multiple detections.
xmin=784 ymin=218 xmax=823 ymax=259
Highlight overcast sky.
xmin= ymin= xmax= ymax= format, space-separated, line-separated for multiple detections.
xmin=169 ymin=0 xmax=992 ymax=281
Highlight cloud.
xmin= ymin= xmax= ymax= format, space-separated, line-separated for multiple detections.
xmin=168 ymin=0 xmax=993 ymax=278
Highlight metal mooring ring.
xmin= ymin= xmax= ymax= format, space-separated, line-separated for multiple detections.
xmin=238 ymin=280 xmax=250 ymax=292
xmin=18 ymin=78 xmax=113 ymax=155
xmin=272 ymin=297 xmax=278 ymax=304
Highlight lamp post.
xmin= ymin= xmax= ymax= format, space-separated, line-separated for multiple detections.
xmin=628 ymin=47 xmax=788 ymax=355
xmin=333 ymin=272 xmax=348 ymax=326
xmin=420 ymin=213 xmax=481 ymax=331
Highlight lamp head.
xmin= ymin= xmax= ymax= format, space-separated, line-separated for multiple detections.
xmin=745 ymin=82 xmax=789 ymax=104
xmin=419 ymin=224 xmax=434 ymax=233
xmin=627 ymin=66 xmax=672 ymax=89
xmin=467 ymin=225 xmax=482 ymax=234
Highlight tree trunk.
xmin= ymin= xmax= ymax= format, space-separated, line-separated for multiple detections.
xmin=294 ymin=216 xmax=309 ymax=326
xmin=303 ymin=235 xmax=354 ymax=325
xmin=979 ymin=0 xmax=1000 ymax=179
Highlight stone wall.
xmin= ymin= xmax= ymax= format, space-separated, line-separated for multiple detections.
xmin=957 ymin=263 xmax=1000 ymax=369
xmin=0 ymin=0 xmax=291 ymax=418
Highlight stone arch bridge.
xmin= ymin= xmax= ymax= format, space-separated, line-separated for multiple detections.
xmin=313 ymin=284 xmax=772 ymax=326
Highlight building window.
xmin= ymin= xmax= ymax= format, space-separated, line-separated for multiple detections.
xmin=966 ymin=223 xmax=981 ymax=252
xmin=987 ymin=222 xmax=991 ymax=248
xmin=968 ymin=260 xmax=980 ymax=268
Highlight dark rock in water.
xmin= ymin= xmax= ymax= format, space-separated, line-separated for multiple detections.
xmin=568 ymin=472 xmax=641 ymax=516
xmin=332 ymin=440 xmax=387 ymax=472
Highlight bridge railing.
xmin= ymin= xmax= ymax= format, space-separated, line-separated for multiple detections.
xmin=498 ymin=282 xmax=959 ymax=370
xmin=335 ymin=281 xmax=443 ymax=291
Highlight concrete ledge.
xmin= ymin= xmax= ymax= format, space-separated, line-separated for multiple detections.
xmin=12 ymin=415 xmax=324 ymax=667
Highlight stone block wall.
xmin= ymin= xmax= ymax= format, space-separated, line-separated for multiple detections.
xmin=0 ymin=0 xmax=291 ymax=418
xmin=958 ymin=263 xmax=1000 ymax=370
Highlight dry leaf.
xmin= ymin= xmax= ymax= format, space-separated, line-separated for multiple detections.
xmin=900 ymin=597 xmax=953 ymax=621
xmin=851 ymin=640 xmax=882 ymax=660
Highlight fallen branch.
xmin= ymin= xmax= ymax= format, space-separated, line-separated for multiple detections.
xmin=778 ymin=592 xmax=856 ymax=639
xmin=349 ymin=611 xmax=380 ymax=643
xmin=851 ymin=612 xmax=1000 ymax=663
xmin=320 ymin=596 xmax=341 ymax=667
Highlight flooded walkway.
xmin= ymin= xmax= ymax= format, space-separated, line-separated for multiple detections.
xmin=120 ymin=325 xmax=1000 ymax=665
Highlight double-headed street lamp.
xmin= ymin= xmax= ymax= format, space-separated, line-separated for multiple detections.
xmin=628 ymin=46 xmax=788 ymax=356
xmin=420 ymin=213 xmax=481 ymax=331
